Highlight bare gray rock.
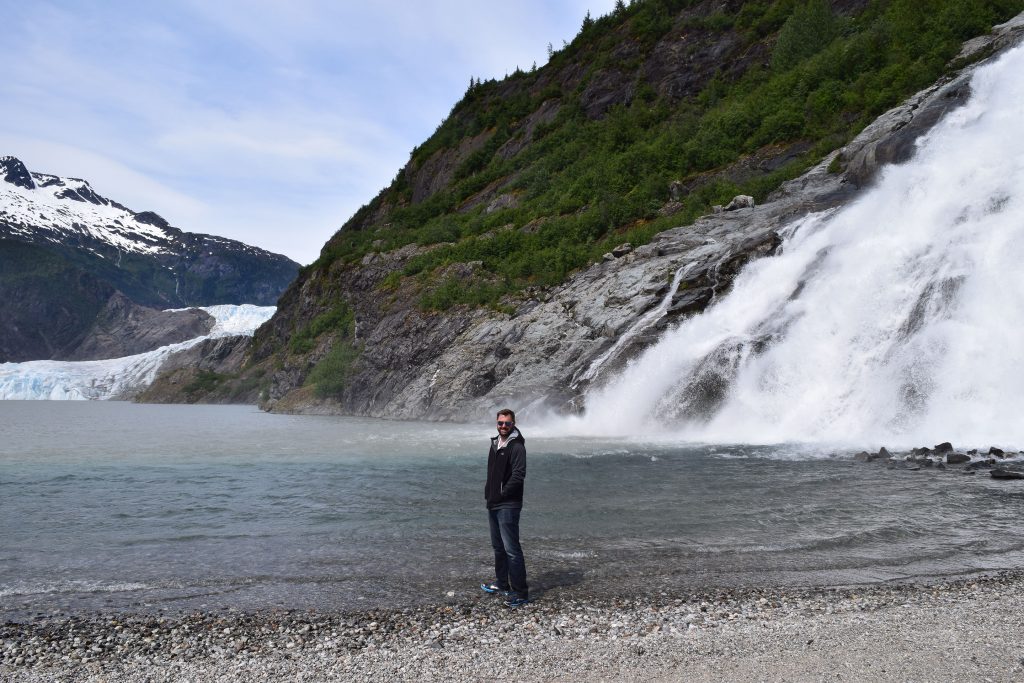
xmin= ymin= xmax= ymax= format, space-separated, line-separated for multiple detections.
xmin=65 ymin=293 xmax=214 ymax=361
xmin=724 ymin=194 xmax=755 ymax=211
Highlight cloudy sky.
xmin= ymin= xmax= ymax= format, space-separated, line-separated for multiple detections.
xmin=1 ymin=1 xmax=617 ymax=265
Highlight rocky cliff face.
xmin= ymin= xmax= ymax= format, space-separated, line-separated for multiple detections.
xmin=65 ymin=293 xmax=214 ymax=361
xmin=0 ymin=156 xmax=299 ymax=362
xmin=246 ymin=8 xmax=1024 ymax=421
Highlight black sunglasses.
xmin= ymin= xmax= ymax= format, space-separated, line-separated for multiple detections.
xmin=496 ymin=420 xmax=514 ymax=426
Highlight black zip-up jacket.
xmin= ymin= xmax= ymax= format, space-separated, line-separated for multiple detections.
xmin=485 ymin=429 xmax=526 ymax=510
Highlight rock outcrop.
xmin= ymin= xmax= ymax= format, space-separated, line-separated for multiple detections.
xmin=135 ymin=335 xmax=256 ymax=404
xmin=65 ymin=293 xmax=214 ymax=361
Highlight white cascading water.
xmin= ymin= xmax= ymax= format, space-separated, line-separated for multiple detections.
xmin=569 ymin=44 xmax=1024 ymax=448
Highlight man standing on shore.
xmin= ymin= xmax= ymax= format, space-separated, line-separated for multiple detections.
xmin=481 ymin=408 xmax=529 ymax=607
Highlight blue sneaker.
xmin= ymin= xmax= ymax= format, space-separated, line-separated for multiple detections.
xmin=503 ymin=596 xmax=530 ymax=609
xmin=480 ymin=582 xmax=512 ymax=596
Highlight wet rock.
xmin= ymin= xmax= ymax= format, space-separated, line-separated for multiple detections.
xmin=966 ymin=459 xmax=996 ymax=470
xmin=843 ymin=67 xmax=975 ymax=189
xmin=667 ymin=287 xmax=714 ymax=317
xmin=988 ymin=447 xmax=1005 ymax=457
xmin=912 ymin=447 xmax=931 ymax=456
xmin=991 ymin=469 xmax=1024 ymax=480
xmin=856 ymin=448 xmax=890 ymax=463
xmin=933 ymin=442 xmax=954 ymax=454
xmin=946 ymin=453 xmax=971 ymax=464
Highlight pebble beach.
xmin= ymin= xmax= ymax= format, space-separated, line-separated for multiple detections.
xmin=4 ymin=570 xmax=1024 ymax=682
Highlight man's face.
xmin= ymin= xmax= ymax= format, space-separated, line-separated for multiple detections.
xmin=496 ymin=415 xmax=514 ymax=437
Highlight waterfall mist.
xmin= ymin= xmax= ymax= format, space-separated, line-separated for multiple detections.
xmin=565 ymin=45 xmax=1024 ymax=448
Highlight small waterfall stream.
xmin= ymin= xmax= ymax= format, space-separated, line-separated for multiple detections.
xmin=568 ymin=44 xmax=1024 ymax=447
xmin=571 ymin=261 xmax=699 ymax=389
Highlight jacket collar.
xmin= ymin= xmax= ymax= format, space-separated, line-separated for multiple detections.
xmin=493 ymin=428 xmax=522 ymax=445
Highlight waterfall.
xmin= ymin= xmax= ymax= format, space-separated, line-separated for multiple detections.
xmin=569 ymin=44 xmax=1024 ymax=448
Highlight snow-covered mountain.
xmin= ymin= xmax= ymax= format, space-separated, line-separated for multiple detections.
xmin=0 ymin=155 xmax=299 ymax=362
xmin=2 ymin=156 xmax=181 ymax=256
xmin=1 ymin=156 xmax=291 ymax=267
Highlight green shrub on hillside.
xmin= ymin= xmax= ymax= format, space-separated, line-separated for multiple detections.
xmin=290 ymin=299 xmax=363 ymax=398
xmin=183 ymin=370 xmax=226 ymax=397
xmin=306 ymin=341 xmax=360 ymax=399
xmin=290 ymin=302 xmax=354 ymax=354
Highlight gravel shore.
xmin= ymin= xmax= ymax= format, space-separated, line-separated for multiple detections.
xmin=4 ymin=571 xmax=1024 ymax=682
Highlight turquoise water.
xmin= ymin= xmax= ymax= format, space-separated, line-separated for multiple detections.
xmin=2 ymin=402 xmax=1023 ymax=620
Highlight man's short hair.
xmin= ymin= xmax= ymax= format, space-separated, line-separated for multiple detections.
xmin=496 ymin=408 xmax=516 ymax=422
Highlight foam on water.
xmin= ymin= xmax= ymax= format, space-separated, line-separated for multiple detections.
xmin=0 ymin=580 xmax=152 ymax=598
xmin=564 ymin=45 xmax=1024 ymax=449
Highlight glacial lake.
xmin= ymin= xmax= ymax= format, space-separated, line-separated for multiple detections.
xmin=2 ymin=402 xmax=1023 ymax=621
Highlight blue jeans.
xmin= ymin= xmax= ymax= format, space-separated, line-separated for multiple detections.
xmin=488 ymin=507 xmax=528 ymax=599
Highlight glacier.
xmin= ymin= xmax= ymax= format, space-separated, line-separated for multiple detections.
xmin=0 ymin=305 xmax=274 ymax=400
